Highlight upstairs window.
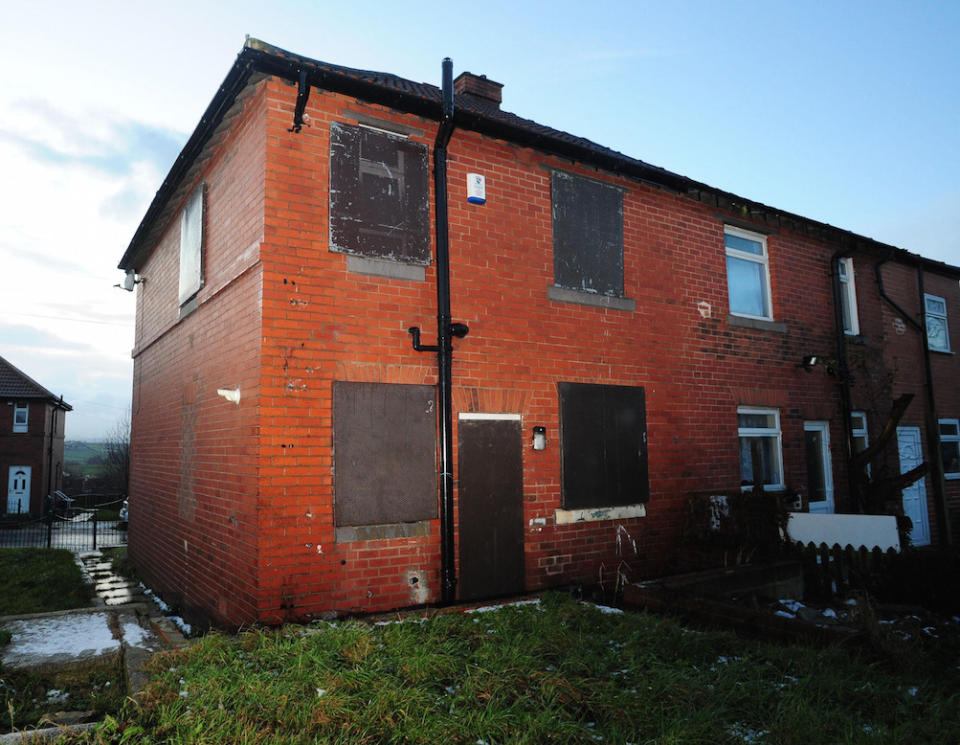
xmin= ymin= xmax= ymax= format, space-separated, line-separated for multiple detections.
xmin=558 ymin=382 xmax=649 ymax=509
xmin=851 ymin=411 xmax=870 ymax=476
xmin=838 ymin=257 xmax=860 ymax=335
xmin=940 ymin=419 xmax=960 ymax=479
xmin=178 ymin=185 xmax=204 ymax=305
xmin=737 ymin=407 xmax=783 ymax=490
xmin=329 ymin=122 xmax=430 ymax=264
xmin=924 ymin=293 xmax=951 ymax=352
xmin=12 ymin=402 xmax=28 ymax=433
xmin=551 ymin=171 xmax=624 ymax=297
xmin=725 ymin=226 xmax=772 ymax=320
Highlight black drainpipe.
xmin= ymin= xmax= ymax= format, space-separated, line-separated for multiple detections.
xmin=409 ymin=58 xmax=468 ymax=603
xmin=829 ymin=246 xmax=859 ymax=512
xmin=876 ymin=254 xmax=951 ymax=545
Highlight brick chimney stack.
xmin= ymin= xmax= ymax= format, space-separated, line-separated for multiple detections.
xmin=453 ymin=72 xmax=503 ymax=108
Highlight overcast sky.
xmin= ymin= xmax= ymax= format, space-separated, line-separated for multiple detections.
xmin=1 ymin=0 xmax=957 ymax=440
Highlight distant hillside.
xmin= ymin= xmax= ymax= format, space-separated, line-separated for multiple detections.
xmin=64 ymin=441 xmax=111 ymax=477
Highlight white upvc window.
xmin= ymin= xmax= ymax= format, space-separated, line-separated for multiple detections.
xmin=838 ymin=257 xmax=860 ymax=335
xmin=851 ymin=411 xmax=870 ymax=475
xmin=13 ymin=402 xmax=28 ymax=433
xmin=924 ymin=293 xmax=951 ymax=352
xmin=178 ymin=185 xmax=205 ymax=306
xmin=940 ymin=418 xmax=960 ymax=479
xmin=725 ymin=226 xmax=772 ymax=320
xmin=737 ymin=407 xmax=783 ymax=490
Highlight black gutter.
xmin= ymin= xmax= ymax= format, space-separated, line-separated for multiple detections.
xmin=433 ymin=58 xmax=458 ymax=604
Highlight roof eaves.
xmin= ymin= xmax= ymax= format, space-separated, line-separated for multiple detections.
xmin=119 ymin=38 xmax=960 ymax=279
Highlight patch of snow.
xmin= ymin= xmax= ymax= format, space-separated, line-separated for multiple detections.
xmin=121 ymin=621 xmax=150 ymax=647
xmin=1 ymin=613 xmax=120 ymax=661
xmin=46 ymin=689 xmax=69 ymax=704
xmin=728 ymin=723 xmax=768 ymax=743
xmin=822 ymin=608 xmax=837 ymax=619
xmin=316 ymin=688 xmax=326 ymax=698
xmin=587 ymin=603 xmax=624 ymax=614
xmin=774 ymin=610 xmax=795 ymax=618
xmin=907 ymin=686 xmax=919 ymax=696
xmin=779 ymin=599 xmax=804 ymax=613
xmin=845 ymin=598 xmax=858 ymax=606
xmin=170 ymin=616 xmax=192 ymax=636
xmin=465 ymin=599 xmax=541 ymax=614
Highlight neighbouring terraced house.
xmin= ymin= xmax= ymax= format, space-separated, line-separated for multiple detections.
xmin=118 ymin=39 xmax=960 ymax=628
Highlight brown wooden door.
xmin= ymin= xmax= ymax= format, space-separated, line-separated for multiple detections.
xmin=458 ymin=416 xmax=525 ymax=601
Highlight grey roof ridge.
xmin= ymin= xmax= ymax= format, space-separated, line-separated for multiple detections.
xmin=118 ymin=37 xmax=960 ymax=278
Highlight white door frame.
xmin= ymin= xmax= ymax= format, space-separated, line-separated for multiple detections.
xmin=804 ymin=421 xmax=835 ymax=514
xmin=896 ymin=426 xmax=931 ymax=546
xmin=7 ymin=466 xmax=31 ymax=515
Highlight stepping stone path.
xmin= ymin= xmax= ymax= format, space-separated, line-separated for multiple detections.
xmin=78 ymin=551 xmax=148 ymax=607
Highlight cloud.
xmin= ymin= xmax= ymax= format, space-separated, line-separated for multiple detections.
xmin=0 ymin=323 xmax=91 ymax=352
xmin=0 ymin=99 xmax=184 ymax=179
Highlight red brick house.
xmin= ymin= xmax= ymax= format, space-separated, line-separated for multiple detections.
xmin=118 ymin=39 xmax=960 ymax=627
xmin=0 ymin=356 xmax=71 ymax=517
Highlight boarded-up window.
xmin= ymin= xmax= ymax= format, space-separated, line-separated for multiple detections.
xmin=329 ymin=123 xmax=430 ymax=264
xmin=333 ymin=381 xmax=437 ymax=526
xmin=178 ymin=185 xmax=204 ymax=305
xmin=559 ymin=382 xmax=648 ymax=509
xmin=551 ymin=172 xmax=624 ymax=297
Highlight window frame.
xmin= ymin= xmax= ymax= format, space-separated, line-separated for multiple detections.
xmin=924 ymin=293 xmax=951 ymax=353
xmin=550 ymin=171 xmax=625 ymax=299
xmin=12 ymin=402 xmax=28 ymax=433
xmin=178 ymin=184 xmax=204 ymax=306
xmin=850 ymin=411 xmax=870 ymax=476
xmin=725 ymin=225 xmax=773 ymax=321
xmin=737 ymin=406 xmax=784 ymax=491
xmin=838 ymin=257 xmax=860 ymax=335
xmin=939 ymin=418 xmax=960 ymax=480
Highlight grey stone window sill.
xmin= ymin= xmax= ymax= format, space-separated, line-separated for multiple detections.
xmin=346 ymin=255 xmax=426 ymax=281
xmin=335 ymin=520 xmax=432 ymax=543
xmin=554 ymin=503 xmax=646 ymax=525
xmin=726 ymin=314 xmax=787 ymax=334
xmin=547 ymin=285 xmax=636 ymax=312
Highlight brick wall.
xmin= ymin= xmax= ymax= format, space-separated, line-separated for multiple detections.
xmin=129 ymin=71 xmax=960 ymax=627
xmin=128 ymin=80 xmax=268 ymax=627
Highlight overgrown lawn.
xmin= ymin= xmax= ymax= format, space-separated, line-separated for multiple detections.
xmin=67 ymin=593 xmax=960 ymax=744
xmin=0 ymin=548 xmax=92 ymax=615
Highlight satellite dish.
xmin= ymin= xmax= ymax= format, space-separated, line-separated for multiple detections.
xmin=123 ymin=271 xmax=137 ymax=292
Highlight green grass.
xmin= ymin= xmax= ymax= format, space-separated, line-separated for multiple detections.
xmin=0 ymin=548 xmax=93 ymax=615
xmin=62 ymin=593 xmax=960 ymax=744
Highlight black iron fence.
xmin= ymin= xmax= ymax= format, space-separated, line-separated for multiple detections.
xmin=0 ymin=497 xmax=127 ymax=552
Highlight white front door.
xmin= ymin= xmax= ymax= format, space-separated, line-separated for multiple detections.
xmin=896 ymin=426 xmax=931 ymax=546
xmin=804 ymin=421 xmax=834 ymax=513
xmin=6 ymin=466 xmax=31 ymax=515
